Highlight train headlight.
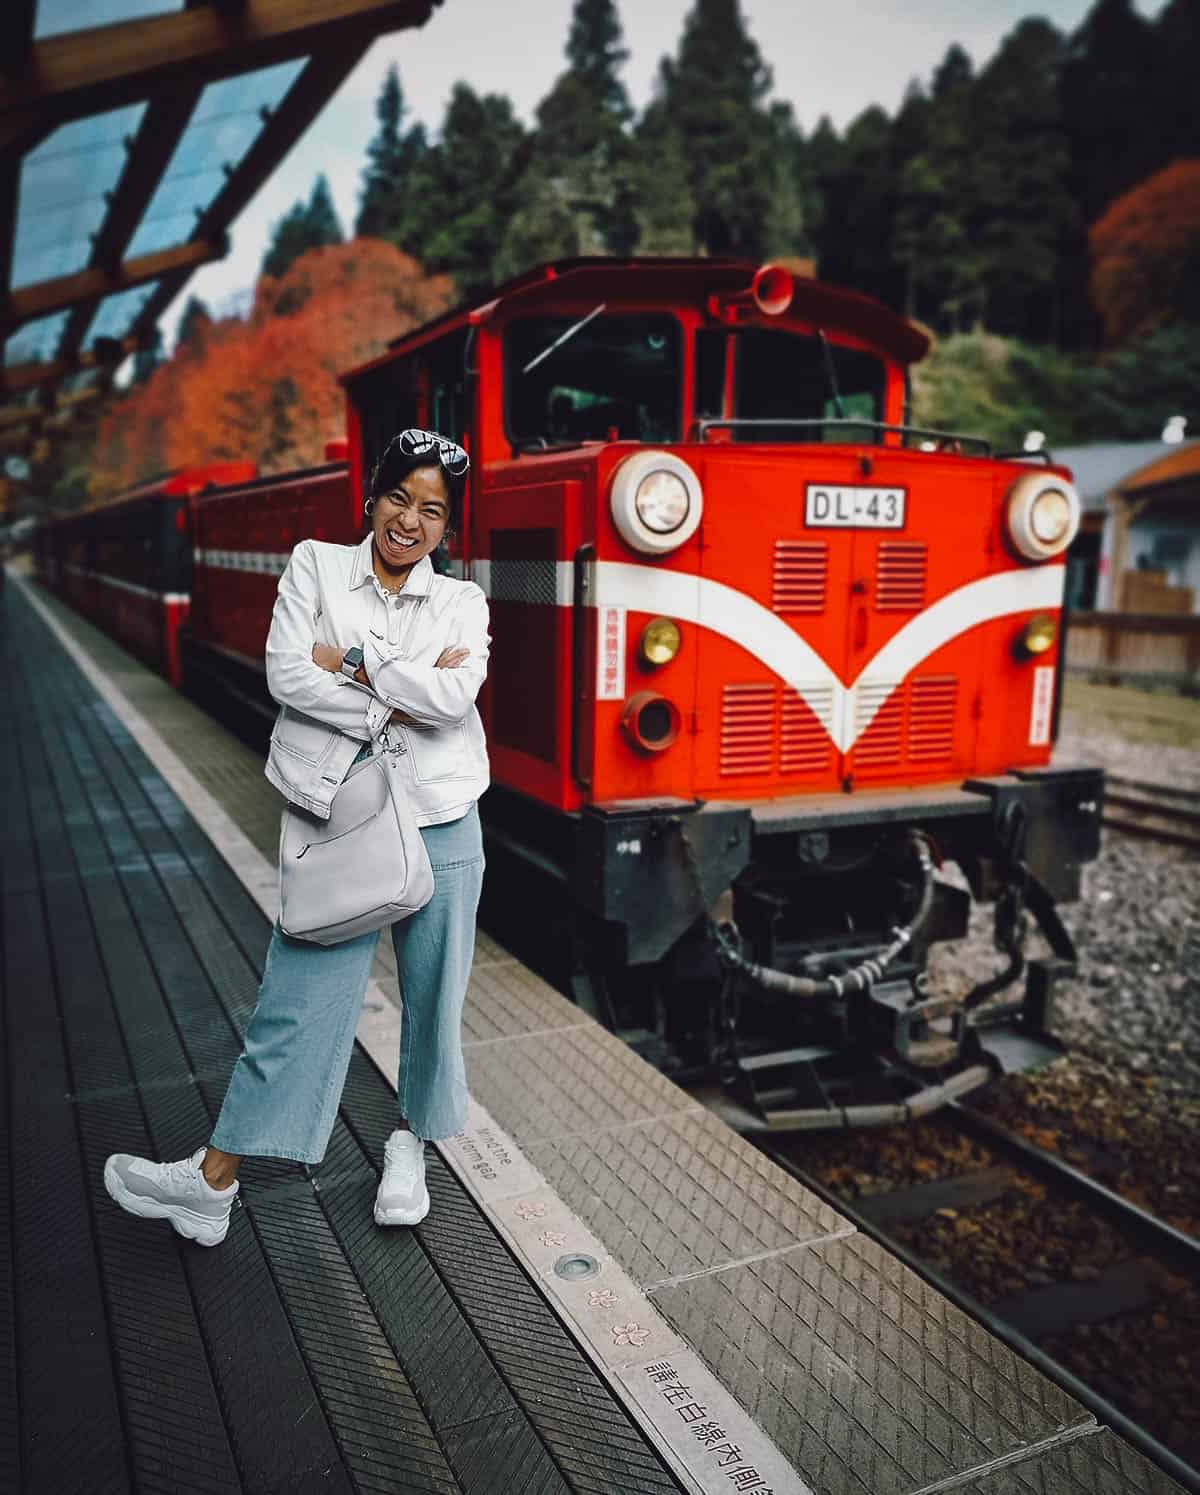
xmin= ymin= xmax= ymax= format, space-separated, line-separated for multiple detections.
xmin=638 ymin=617 xmax=681 ymax=667
xmin=1030 ymin=489 xmax=1072 ymax=546
xmin=610 ymin=451 xmax=703 ymax=554
xmin=1020 ymin=613 xmax=1058 ymax=656
xmin=621 ymin=691 xmax=681 ymax=752
xmin=1006 ymin=472 xmax=1080 ymax=561
xmin=636 ymin=470 xmax=690 ymax=533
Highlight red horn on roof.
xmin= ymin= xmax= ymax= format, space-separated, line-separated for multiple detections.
xmin=751 ymin=263 xmax=794 ymax=316
xmin=707 ymin=262 xmax=795 ymax=323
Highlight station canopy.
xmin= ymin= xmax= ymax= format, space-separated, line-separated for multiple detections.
xmin=1 ymin=0 xmax=443 ymax=457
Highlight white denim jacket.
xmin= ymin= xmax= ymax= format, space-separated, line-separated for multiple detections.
xmin=263 ymin=535 xmax=490 ymax=825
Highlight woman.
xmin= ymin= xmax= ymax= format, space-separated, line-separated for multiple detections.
xmin=104 ymin=428 xmax=489 ymax=1246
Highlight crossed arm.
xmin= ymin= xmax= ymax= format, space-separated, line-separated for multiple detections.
xmin=310 ymin=642 xmax=468 ymax=725
xmin=265 ymin=542 xmax=489 ymax=740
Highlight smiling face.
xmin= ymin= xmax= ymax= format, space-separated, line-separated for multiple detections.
xmin=370 ymin=463 xmax=450 ymax=587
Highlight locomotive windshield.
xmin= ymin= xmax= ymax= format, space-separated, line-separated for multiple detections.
xmin=505 ymin=314 xmax=681 ymax=448
xmin=696 ymin=326 xmax=886 ymax=443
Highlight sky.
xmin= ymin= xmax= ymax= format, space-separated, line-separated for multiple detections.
xmin=159 ymin=0 xmax=1166 ymax=346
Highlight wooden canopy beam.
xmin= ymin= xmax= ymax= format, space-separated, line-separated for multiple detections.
xmin=55 ymin=86 xmax=205 ymax=367
xmin=0 ymin=402 xmax=39 ymax=433
xmin=4 ymin=238 xmax=225 ymax=332
xmin=0 ymin=0 xmax=440 ymax=145
xmin=0 ymin=337 xmax=139 ymax=395
xmin=128 ymin=41 xmax=370 ymax=348
xmin=0 ymin=2 xmax=37 ymax=81
xmin=0 ymin=1 xmax=38 ymax=299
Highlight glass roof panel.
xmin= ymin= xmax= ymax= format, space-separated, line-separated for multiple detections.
xmin=35 ymin=0 xmax=182 ymax=41
xmin=5 ymin=312 xmax=71 ymax=369
xmin=83 ymin=284 xmax=157 ymax=345
xmin=124 ymin=60 xmax=305 ymax=260
xmin=12 ymin=104 xmax=147 ymax=292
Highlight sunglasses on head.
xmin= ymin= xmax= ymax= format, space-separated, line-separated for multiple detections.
xmin=383 ymin=427 xmax=470 ymax=476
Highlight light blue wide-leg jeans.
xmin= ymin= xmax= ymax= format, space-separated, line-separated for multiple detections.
xmin=209 ymin=805 xmax=483 ymax=1162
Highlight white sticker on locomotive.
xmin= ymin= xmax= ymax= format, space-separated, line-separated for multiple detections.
xmin=597 ymin=605 xmax=626 ymax=701
xmin=1029 ymin=665 xmax=1055 ymax=745
xmin=805 ymin=485 xmax=905 ymax=528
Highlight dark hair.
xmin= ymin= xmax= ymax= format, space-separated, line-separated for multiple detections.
xmin=366 ymin=442 xmax=467 ymax=535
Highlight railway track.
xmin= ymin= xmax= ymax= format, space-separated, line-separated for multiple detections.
xmin=763 ymin=1104 xmax=1200 ymax=1494
xmin=1103 ymin=774 xmax=1200 ymax=852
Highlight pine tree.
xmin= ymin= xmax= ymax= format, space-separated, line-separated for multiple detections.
xmin=906 ymin=46 xmax=980 ymax=329
xmin=500 ymin=0 xmax=635 ymax=274
xmin=662 ymin=0 xmax=775 ymax=256
xmin=762 ymin=101 xmax=814 ymax=263
xmin=1152 ymin=0 xmax=1200 ymax=166
xmin=565 ymin=0 xmax=632 ymax=122
xmin=493 ymin=176 xmax=581 ymax=283
xmin=261 ymin=175 xmax=343 ymax=280
xmin=627 ymin=60 xmax=693 ymax=254
xmin=356 ymin=65 xmax=428 ymax=239
xmin=964 ymin=19 xmax=1075 ymax=340
xmin=131 ymin=326 xmax=162 ymax=384
xmin=814 ymin=105 xmax=900 ymax=309
xmin=632 ymin=65 xmax=697 ymax=255
xmin=399 ymin=84 xmax=527 ymax=295
xmin=1060 ymin=0 xmax=1160 ymax=224
xmin=306 ymin=176 xmax=342 ymax=246
xmin=176 ymin=296 xmax=212 ymax=351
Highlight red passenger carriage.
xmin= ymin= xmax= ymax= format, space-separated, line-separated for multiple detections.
xmin=34 ymin=462 xmax=255 ymax=685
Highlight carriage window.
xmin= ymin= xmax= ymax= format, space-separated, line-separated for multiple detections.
xmin=358 ymin=372 xmax=419 ymax=486
xmin=355 ymin=328 xmax=468 ymax=487
xmin=694 ymin=329 xmax=727 ymax=420
xmin=505 ymin=314 xmax=681 ymax=448
xmin=733 ymin=328 xmax=885 ymax=443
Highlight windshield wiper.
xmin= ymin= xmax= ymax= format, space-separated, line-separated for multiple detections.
xmin=817 ymin=329 xmax=847 ymax=420
xmin=521 ymin=303 xmax=607 ymax=375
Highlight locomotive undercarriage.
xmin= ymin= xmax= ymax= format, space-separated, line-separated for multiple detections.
xmin=481 ymin=767 xmax=1104 ymax=1131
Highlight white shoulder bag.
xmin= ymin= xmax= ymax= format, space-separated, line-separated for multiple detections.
xmin=278 ymin=751 xmax=434 ymax=945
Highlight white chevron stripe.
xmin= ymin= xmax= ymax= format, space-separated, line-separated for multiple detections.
xmin=592 ymin=560 xmax=1064 ymax=752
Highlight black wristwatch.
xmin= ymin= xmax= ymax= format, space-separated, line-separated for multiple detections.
xmin=340 ymin=645 xmax=365 ymax=680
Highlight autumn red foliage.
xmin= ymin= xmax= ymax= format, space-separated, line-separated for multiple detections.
xmin=90 ymin=240 xmax=454 ymax=497
xmin=1088 ymin=159 xmax=1200 ymax=346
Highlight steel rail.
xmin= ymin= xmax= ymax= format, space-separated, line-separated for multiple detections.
xmin=1101 ymin=809 xmax=1200 ymax=852
xmin=762 ymin=1145 xmax=1200 ymax=1495
xmin=948 ymin=1101 xmax=1200 ymax=1271
xmin=1104 ymin=792 xmax=1200 ymax=828
xmin=1106 ymin=774 xmax=1200 ymax=806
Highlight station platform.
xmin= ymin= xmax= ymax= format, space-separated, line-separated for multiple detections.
xmin=2 ymin=566 xmax=1185 ymax=1495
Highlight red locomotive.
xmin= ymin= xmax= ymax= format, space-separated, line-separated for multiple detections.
xmin=340 ymin=258 xmax=1102 ymax=1123
xmin=36 ymin=259 xmax=1104 ymax=1126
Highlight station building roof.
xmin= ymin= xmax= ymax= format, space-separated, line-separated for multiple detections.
xmin=1 ymin=1 xmax=443 ymax=459
xmin=1053 ymin=440 xmax=1196 ymax=513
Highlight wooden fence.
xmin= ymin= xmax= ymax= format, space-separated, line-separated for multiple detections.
xmin=1066 ymin=611 xmax=1200 ymax=687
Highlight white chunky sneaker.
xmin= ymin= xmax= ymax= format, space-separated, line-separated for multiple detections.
xmin=374 ymin=1130 xmax=429 ymax=1226
xmin=104 ymin=1147 xmax=238 ymax=1247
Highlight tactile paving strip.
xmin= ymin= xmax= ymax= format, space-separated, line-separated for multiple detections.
xmin=649 ymin=1230 xmax=1093 ymax=1495
xmin=944 ymin=1427 xmax=1184 ymax=1494
xmin=527 ymin=1104 xmax=850 ymax=1287
xmin=466 ymin=1017 xmax=705 ymax=1149
xmin=461 ymin=957 xmax=587 ymax=1044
